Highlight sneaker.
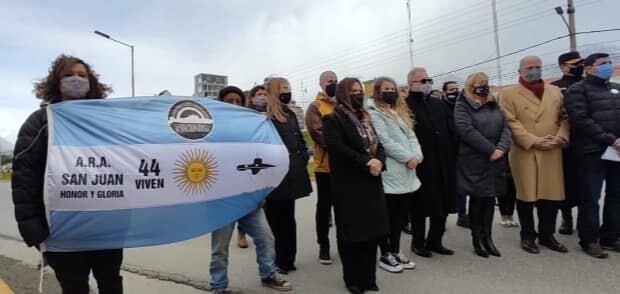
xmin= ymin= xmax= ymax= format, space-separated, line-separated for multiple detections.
xmin=394 ymin=252 xmax=416 ymax=270
xmin=319 ymin=248 xmax=333 ymax=265
xmin=237 ymin=233 xmax=249 ymax=248
xmin=261 ymin=274 xmax=292 ymax=291
xmin=379 ymin=253 xmax=404 ymax=273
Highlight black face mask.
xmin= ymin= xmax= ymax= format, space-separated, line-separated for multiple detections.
xmin=569 ymin=65 xmax=584 ymax=77
xmin=381 ymin=91 xmax=398 ymax=105
xmin=279 ymin=92 xmax=292 ymax=104
xmin=445 ymin=92 xmax=458 ymax=101
xmin=350 ymin=94 xmax=364 ymax=110
xmin=325 ymin=83 xmax=337 ymax=98
xmin=473 ymin=85 xmax=490 ymax=97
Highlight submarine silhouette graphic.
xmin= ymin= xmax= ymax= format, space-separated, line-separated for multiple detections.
xmin=236 ymin=158 xmax=276 ymax=175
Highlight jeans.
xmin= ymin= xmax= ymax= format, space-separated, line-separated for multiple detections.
xmin=578 ymin=153 xmax=620 ymax=247
xmin=315 ymin=172 xmax=334 ymax=250
xmin=45 ymin=249 xmax=123 ymax=294
xmin=210 ymin=208 xmax=276 ymax=290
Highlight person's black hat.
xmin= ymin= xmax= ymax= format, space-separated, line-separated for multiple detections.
xmin=558 ymin=51 xmax=582 ymax=65
xmin=584 ymin=53 xmax=610 ymax=67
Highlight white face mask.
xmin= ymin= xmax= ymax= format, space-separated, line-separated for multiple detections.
xmin=253 ymin=95 xmax=268 ymax=107
xmin=60 ymin=75 xmax=90 ymax=99
xmin=419 ymin=83 xmax=432 ymax=96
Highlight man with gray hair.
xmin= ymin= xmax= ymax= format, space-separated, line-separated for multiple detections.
xmin=500 ymin=55 xmax=569 ymax=255
xmin=305 ymin=70 xmax=338 ymax=265
xmin=405 ymin=67 xmax=457 ymax=258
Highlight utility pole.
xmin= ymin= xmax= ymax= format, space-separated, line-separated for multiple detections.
xmin=555 ymin=1 xmax=577 ymax=52
xmin=567 ymin=0 xmax=577 ymax=51
xmin=406 ymin=0 xmax=414 ymax=68
xmin=491 ymin=0 xmax=503 ymax=86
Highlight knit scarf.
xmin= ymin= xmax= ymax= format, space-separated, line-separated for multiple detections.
xmin=519 ymin=76 xmax=545 ymax=99
xmin=337 ymin=104 xmax=379 ymax=155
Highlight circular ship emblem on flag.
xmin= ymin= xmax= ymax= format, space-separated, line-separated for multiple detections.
xmin=168 ymin=100 xmax=214 ymax=140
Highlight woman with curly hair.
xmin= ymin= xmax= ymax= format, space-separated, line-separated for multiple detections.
xmin=11 ymin=54 xmax=122 ymax=294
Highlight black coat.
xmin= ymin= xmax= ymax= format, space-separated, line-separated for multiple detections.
xmin=12 ymin=108 xmax=49 ymax=247
xmin=268 ymin=107 xmax=312 ymax=201
xmin=323 ymin=107 xmax=389 ymax=243
xmin=454 ymin=96 xmax=512 ymax=198
xmin=551 ymin=75 xmax=584 ymax=207
xmin=565 ymin=75 xmax=620 ymax=155
xmin=406 ymin=92 xmax=457 ymax=217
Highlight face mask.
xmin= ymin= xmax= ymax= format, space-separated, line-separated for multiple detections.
xmin=445 ymin=92 xmax=458 ymax=102
xmin=523 ymin=68 xmax=542 ymax=83
xmin=596 ymin=63 xmax=614 ymax=80
xmin=60 ymin=75 xmax=90 ymax=99
xmin=325 ymin=83 xmax=337 ymax=98
xmin=350 ymin=93 xmax=364 ymax=110
xmin=253 ymin=95 xmax=268 ymax=110
xmin=279 ymin=92 xmax=292 ymax=104
xmin=473 ymin=84 xmax=490 ymax=97
xmin=419 ymin=83 xmax=432 ymax=96
xmin=381 ymin=91 xmax=398 ymax=105
xmin=569 ymin=65 xmax=584 ymax=77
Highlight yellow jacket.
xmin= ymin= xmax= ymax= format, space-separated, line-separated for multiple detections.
xmin=305 ymin=92 xmax=336 ymax=173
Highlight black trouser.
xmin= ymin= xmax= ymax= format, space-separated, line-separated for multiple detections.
xmin=44 ymin=249 xmax=123 ymax=294
xmin=410 ymin=214 xmax=447 ymax=249
xmin=379 ymin=193 xmax=411 ymax=255
xmin=498 ymin=176 xmax=516 ymax=216
xmin=264 ymin=199 xmax=297 ymax=269
xmin=517 ymin=200 xmax=560 ymax=240
xmin=315 ymin=172 xmax=334 ymax=250
xmin=337 ymin=238 xmax=378 ymax=290
xmin=469 ymin=197 xmax=495 ymax=238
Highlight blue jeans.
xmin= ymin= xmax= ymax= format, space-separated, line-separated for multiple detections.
xmin=210 ymin=208 xmax=276 ymax=290
xmin=577 ymin=153 xmax=620 ymax=247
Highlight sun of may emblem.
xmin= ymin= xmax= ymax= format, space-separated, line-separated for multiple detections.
xmin=173 ymin=149 xmax=219 ymax=194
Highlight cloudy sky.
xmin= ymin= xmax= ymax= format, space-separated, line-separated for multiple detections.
xmin=1 ymin=0 xmax=619 ymax=142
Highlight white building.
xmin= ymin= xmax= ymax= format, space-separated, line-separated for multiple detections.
xmin=194 ymin=74 xmax=228 ymax=97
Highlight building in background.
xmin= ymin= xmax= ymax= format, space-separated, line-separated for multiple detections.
xmin=194 ymin=73 xmax=228 ymax=97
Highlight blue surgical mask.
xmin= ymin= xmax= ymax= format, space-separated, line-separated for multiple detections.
xmin=596 ymin=63 xmax=614 ymax=80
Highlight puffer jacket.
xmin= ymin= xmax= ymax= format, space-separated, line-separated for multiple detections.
xmin=565 ymin=75 xmax=620 ymax=154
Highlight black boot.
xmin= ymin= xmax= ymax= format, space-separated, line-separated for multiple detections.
xmin=472 ymin=236 xmax=489 ymax=258
xmin=482 ymin=236 xmax=501 ymax=257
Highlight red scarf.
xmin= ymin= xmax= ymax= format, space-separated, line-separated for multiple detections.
xmin=519 ymin=76 xmax=545 ymax=99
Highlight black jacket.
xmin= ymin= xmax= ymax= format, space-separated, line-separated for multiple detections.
xmin=267 ymin=106 xmax=312 ymax=201
xmin=551 ymin=75 xmax=583 ymax=96
xmin=12 ymin=107 xmax=49 ymax=247
xmin=323 ymin=107 xmax=389 ymax=243
xmin=454 ymin=95 xmax=511 ymax=198
xmin=406 ymin=92 xmax=457 ymax=216
xmin=565 ymin=75 xmax=620 ymax=155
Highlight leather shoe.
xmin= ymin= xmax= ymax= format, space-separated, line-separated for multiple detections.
xmin=521 ymin=239 xmax=540 ymax=254
xmin=411 ymin=246 xmax=432 ymax=258
xmin=601 ymin=241 xmax=620 ymax=253
xmin=539 ymin=236 xmax=568 ymax=253
xmin=426 ymin=244 xmax=454 ymax=255
xmin=472 ymin=237 xmax=488 ymax=258
xmin=482 ymin=237 xmax=501 ymax=257
xmin=583 ymin=243 xmax=609 ymax=259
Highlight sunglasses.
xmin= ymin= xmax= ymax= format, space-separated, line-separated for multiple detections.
xmin=410 ymin=78 xmax=433 ymax=84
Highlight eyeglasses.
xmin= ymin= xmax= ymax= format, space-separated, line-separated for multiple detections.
xmin=410 ymin=78 xmax=433 ymax=85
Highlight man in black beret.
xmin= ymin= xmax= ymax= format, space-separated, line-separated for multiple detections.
xmin=551 ymin=51 xmax=584 ymax=236
xmin=565 ymin=52 xmax=620 ymax=258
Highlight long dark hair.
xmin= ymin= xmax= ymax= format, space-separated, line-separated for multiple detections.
xmin=335 ymin=77 xmax=369 ymax=119
xmin=34 ymin=54 xmax=112 ymax=102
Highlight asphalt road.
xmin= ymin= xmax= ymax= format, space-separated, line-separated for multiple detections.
xmin=1 ymin=181 xmax=619 ymax=294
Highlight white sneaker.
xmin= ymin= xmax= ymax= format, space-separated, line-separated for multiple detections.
xmin=394 ymin=252 xmax=416 ymax=270
xmin=379 ymin=253 xmax=404 ymax=273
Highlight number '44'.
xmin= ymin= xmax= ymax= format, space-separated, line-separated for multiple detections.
xmin=139 ymin=159 xmax=161 ymax=176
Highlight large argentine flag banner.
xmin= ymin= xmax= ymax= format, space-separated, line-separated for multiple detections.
xmin=43 ymin=96 xmax=288 ymax=252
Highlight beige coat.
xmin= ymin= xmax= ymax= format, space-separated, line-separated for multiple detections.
xmin=499 ymin=84 xmax=569 ymax=202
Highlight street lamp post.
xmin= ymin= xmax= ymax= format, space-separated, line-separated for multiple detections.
xmin=554 ymin=0 xmax=577 ymax=52
xmin=94 ymin=30 xmax=135 ymax=97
